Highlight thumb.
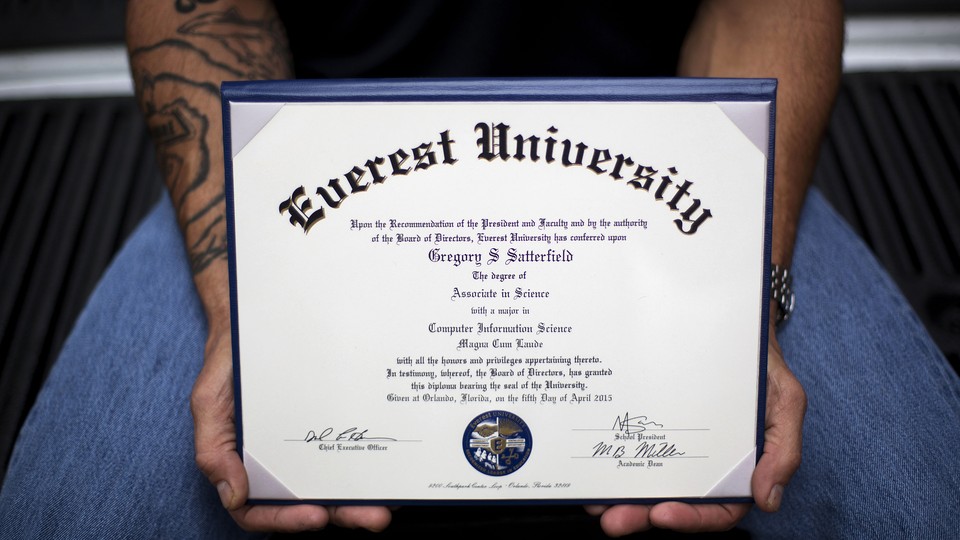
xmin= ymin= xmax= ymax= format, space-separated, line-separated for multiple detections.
xmin=752 ymin=337 xmax=806 ymax=512
xmin=191 ymin=332 xmax=248 ymax=510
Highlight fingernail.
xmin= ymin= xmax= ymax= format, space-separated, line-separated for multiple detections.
xmin=767 ymin=484 xmax=783 ymax=511
xmin=217 ymin=481 xmax=233 ymax=508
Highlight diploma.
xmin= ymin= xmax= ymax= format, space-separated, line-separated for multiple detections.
xmin=222 ymin=78 xmax=775 ymax=504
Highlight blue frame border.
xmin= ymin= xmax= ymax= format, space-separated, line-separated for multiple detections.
xmin=221 ymin=76 xmax=777 ymax=507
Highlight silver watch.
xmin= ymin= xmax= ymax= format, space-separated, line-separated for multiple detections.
xmin=771 ymin=263 xmax=795 ymax=326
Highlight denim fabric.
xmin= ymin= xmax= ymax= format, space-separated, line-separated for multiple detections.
xmin=1 ymin=189 xmax=957 ymax=539
xmin=0 ymin=196 xmax=255 ymax=539
xmin=740 ymin=190 xmax=960 ymax=539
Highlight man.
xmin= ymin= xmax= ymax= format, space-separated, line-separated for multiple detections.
xmin=2 ymin=1 xmax=957 ymax=538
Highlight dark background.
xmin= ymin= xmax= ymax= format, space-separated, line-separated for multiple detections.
xmin=1 ymin=1 xmax=958 ymax=537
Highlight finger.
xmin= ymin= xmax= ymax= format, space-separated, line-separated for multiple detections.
xmin=190 ymin=343 xmax=248 ymax=510
xmin=649 ymin=502 xmax=750 ymax=533
xmin=753 ymin=342 xmax=807 ymax=512
xmin=230 ymin=504 xmax=329 ymax=533
xmin=597 ymin=504 xmax=652 ymax=537
xmin=583 ymin=504 xmax=609 ymax=517
xmin=199 ymin=448 xmax=249 ymax=512
xmin=328 ymin=506 xmax=393 ymax=532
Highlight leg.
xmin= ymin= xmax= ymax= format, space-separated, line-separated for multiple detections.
xmin=741 ymin=189 xmax=960 ymax=538
xmin=0 ymin=195 xmax=258 ymax=539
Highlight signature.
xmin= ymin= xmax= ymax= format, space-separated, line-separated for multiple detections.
xmin=611 ymin=412 xmax=664 ymax=434
xmin=302 ymin=427 xmax=398 ymax=444
xmin=591 ymin=440 xmax=686 ymax=459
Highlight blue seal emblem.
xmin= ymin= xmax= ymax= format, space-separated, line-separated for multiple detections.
xmin=463 ymin=410 xmax=532 ymax=476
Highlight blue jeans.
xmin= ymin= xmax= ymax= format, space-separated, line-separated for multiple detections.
xmin=1 ymin=189 xmax=958 ymax=539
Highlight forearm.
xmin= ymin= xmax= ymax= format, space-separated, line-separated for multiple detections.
xmin=678 ymin=0 xmax=844 ymax=268
xmin=125 ymin=0 xmax=293 ymax=331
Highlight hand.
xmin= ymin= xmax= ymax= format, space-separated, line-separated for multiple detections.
xmin=585 ymin=331 xmax=807 ymax=535
xmin=190 ymin=326 xmax=394 ymax=533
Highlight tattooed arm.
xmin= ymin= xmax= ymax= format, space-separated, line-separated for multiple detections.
xmin=125 ymin=0 xmax=391 ymax=532
xmin=126 ymin=0 xmax=285 ymax=323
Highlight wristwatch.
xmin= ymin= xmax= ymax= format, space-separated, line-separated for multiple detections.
xmin=771 ymin=263 xmax=795 ymax=326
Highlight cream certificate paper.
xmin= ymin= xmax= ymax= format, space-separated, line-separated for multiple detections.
xmin=223 ymin=79 xmax=774 ymax=504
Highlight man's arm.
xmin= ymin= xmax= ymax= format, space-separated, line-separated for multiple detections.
xmin=678 ymin=0 xmax=844 ymax=268
xmin=590 ymin=0 xmax=844 ymax=534
xmin=126 ymin=0 xmax=290 ymax=336
xmin=125 ymin=0 xmax=391 ymax=532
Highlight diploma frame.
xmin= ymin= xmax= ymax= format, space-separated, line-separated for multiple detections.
xmin=222 ymin=78 xmax=775 ymax=506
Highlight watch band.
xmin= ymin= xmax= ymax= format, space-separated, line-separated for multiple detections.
xmin=771 ymin=263 xmax=795 ymax=326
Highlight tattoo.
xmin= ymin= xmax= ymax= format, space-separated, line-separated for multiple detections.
xmin=144 ymin=94 xmax=221 ymax=274
xmin=177 ymin=8 xmax=291 ymax=80
xmin=129 ymin=40 xmax=247 ymax=79
xmin=149 ymin=97 xmax=211 ymax=209
xmin=175 ymin=0 xmax=218 ymax=14
xmin=189 ymin=211 xmax=227 ymax=272
xmin=130 ymin=7 xmax=291 ymax=275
